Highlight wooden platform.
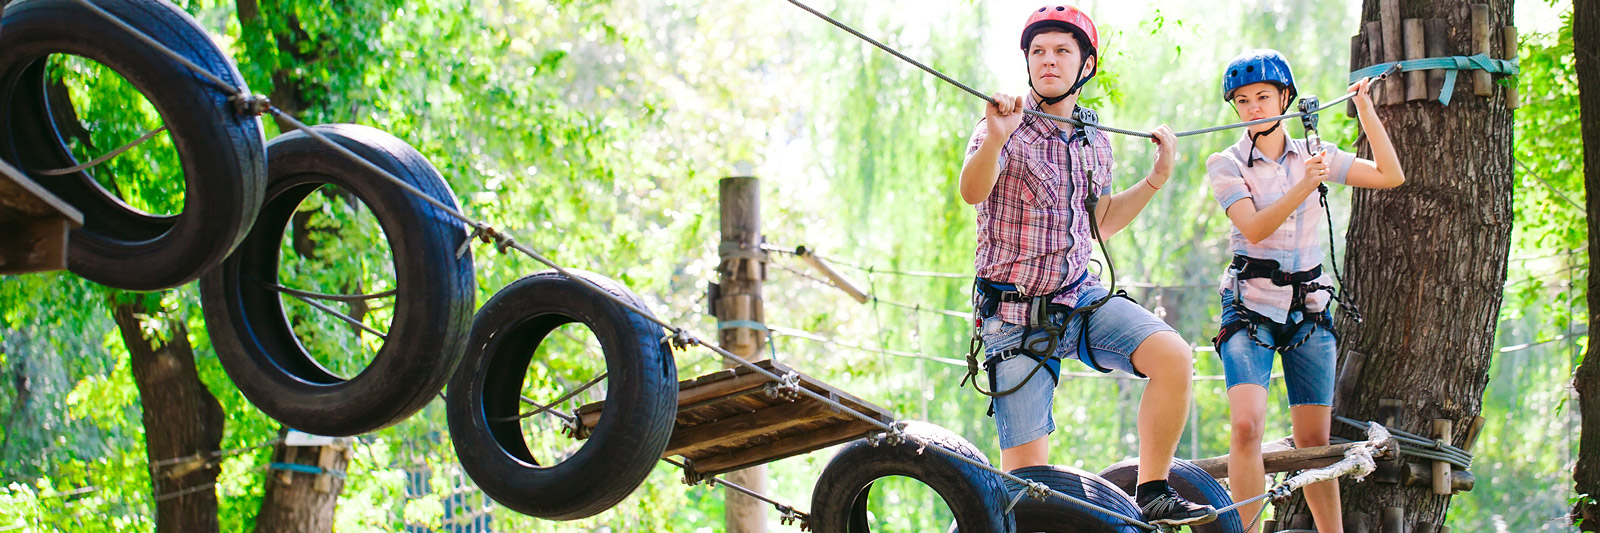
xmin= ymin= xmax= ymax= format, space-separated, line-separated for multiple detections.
xmin=0 ymin=160 xmax=82 ymax=275
xmin=577 ymin=359 xmax=895 ymax=479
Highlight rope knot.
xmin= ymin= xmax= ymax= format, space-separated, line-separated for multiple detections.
xmin=229 ymin=94 xmax=272 ymax=117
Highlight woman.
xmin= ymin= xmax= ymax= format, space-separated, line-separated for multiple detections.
xmin=1206 ymin=49 xmax=1405 ymax=532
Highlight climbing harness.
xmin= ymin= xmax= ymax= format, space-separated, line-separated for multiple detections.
xmin=1212 ymin=255 xmax=1339 ymax=353
xmin=960 ymin=117 xmax=1135 ymax=404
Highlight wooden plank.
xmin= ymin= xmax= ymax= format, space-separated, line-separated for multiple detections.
xmin=1404 ymin=19 xmax=1427 ymax=102
xmin=1431 ymin=419 xmax=1453 ymax=495
xmin=1471 ymin=4 xmax=1492 ymax=96
xmin=1334 ymin=350 xmax=1367 ymax=412
xmin=1402 ymin=462 xmax=1476 ymax=492
xmin=0 ymin=218 xmax=71 ymax=275
xmin=1382 ymin=506 xmax=1405 ymax=533
xmin=577 ymin=362 xmax=778 ymax=428
xmin=0 ymin=159 xmax=83 ymax=225
xmin=1460 ymin=415 xmax=1487 ymax=452
xmin=685 ymin=420 xmax=880 ymax=477
xmin=1366 ymin=22 xmax=1387 ymax=106
xmin=1347 ymin=511 xmax=1373 ymax=533
xmin=1349 ymin=35 xmax=1365 ymax=117
xmin=666 ymin=399 xmax=840 ymax=458
xmin=1426 ymin=19 xmax=1449 ymax=101
xmin=1192 ymin=440 xmax=1395 ymax=479
xmin=1379 ymin=0 xmax=1404 ymax=104
xmin=1502 ymin=26 xmax=1520 ymax=109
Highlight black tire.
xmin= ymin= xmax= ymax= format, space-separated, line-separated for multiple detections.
xmin=200 ymin=124 xmax=474 ymax=436
xmin=990 ymin=465 xmax=1146 ymax=533
xmin=0 ymin=0 xmax=265 ymax=290
xmin=811 ymin=421 xmax=1014 ymax=533
xmin=1097 ymin=458 xmax=1244 ymax=533
xmin=447 ymin=270 xmax=678 ymax=520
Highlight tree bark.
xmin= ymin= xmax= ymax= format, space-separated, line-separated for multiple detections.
xmin=1574 ymin=0 xmax=1600 ymax=528
xmin=254 ymin=428 xmax=351 ymax=533
xmin=1277 ymin=0 xmax=1517 ymax=529
xmin=111 ymin=293 xmax=225 ymax=533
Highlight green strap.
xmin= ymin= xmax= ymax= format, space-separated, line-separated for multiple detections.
xmin=1348 ymin=54 xmax=1519 ymax=106
xmin=717 ymin=320 xmax=768 ymax=331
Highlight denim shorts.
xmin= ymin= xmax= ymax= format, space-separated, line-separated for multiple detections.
xmin=982 ymin=285 xmax=1177 ymax=449
xmin=1217 ymin=290 xmax=1338 ymax=406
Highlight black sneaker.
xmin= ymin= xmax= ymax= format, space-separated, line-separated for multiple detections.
xmin=1138 ymin=488 xmax=1217 ymax=527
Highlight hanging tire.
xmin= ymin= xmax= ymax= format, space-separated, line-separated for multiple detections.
xmin=811 ymin=421 xmax=1014 ymax=533
xmin=1097 ymin=458 xmax=1244 ymax=533
xmin=0 ymin=0 xmax=265 ymax=290
xmin=447 ymin=270 xmax=678 ymax=520
xmin=200 ymin=124 xmax=474 ymax=436
xmin=996 ymin=465 xmax=1144 ymax=533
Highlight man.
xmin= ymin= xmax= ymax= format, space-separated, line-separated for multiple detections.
xmin=957 ymin=5 xmax=1214 ymax=526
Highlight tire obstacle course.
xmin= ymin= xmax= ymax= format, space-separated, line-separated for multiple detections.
xmin=0 ymin=1 xmax=1474 ymax=532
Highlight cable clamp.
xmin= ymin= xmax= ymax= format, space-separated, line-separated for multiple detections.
xmin=763 ymin=372 xmax=801 ymax=401
xmin=230 ymin=94 xmax=272 ymax=117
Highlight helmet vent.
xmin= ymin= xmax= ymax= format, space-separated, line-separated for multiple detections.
xmin=1246 ymin=65 xmax=1255 ymax=72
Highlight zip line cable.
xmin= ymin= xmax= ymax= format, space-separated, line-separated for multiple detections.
xmin=782 ymin=0 xmax=1382 ymax=140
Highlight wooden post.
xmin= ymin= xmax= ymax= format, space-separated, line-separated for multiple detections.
xmin=1502 ymin=26 xmax=1520 ymax=109
xmin=1380 ymin=0 xmax=1405 ymax=104
xmin=1383 ymin=506 xmax=1406 ymax=533
xmin=1191 ymin=440 xmax=1397 ymax=479
xmin=1426 ymin=19 xmax=1449 ymax=101
xmin=1430 ymin=419 xmax=1453 ymax=495
xmin=717 ymin=177 xmax=768 ymax=533
xmin=1404 ymin=19 xmax=1427 ymax=102
xmin=1416 ymin=522 xmax=1436 ymax=533
xmin=1262 ymin=519 xmax=1278 ymax=533
xmin=1471 ymin=4 xmax=1493 ymax=96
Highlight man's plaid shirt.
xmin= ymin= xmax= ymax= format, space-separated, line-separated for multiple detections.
xmin=967 ymin=98 xmax=1115 ymax=325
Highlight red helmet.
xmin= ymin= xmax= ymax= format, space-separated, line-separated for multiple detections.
xmin=1020 ymin=5 xmax=1099 ymax=57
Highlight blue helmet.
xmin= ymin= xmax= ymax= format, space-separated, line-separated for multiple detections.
xmin=1221 ymin=49 xmax=1296 ymax=103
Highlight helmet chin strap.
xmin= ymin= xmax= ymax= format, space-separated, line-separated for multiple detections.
xmin=1246 ymin=122 xmax=1280 ymax=168
xmin=1029 ymin=58 xmax=1092 ymax=106
xmin=1245 ymin=99 xmax=1292 ymax=168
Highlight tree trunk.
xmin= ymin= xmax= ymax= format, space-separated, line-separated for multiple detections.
xmin=1277 ymin=0 xmax=1518 ymax=529
xmin=1574 ymin=0 xmax=1600 ymax=528
xmin=111 ymin=293 xmax=225 ymax=533
xmin=254 ymin=428 xmax=352 ymax=533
